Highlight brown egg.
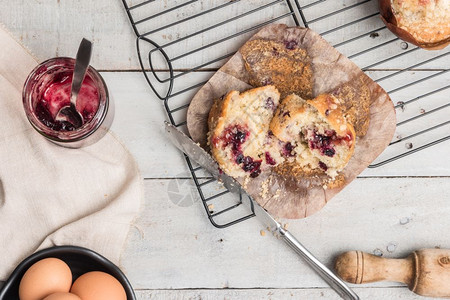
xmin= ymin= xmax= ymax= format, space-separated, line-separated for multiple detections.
xmin=19 ymin=257 xmax=72 ymax=300
xmin=70 ymin=271 xmax=127 ymax=300
xmin=42 ymin=292 xmax=81 ymax=300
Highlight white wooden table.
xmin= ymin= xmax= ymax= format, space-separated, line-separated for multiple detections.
xmin=1 ymin=0 xmax=449 ymax=299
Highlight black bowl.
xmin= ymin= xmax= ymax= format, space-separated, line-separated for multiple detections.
xmin=0 ymin=246 xmax=136 ymax=300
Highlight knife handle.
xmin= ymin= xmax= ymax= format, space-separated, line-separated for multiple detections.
xmin=279 ymin=228 xmax=359 ymax=300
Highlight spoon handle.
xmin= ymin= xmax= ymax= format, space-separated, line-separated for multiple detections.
xmin=70 ymin=38 xmax=92 ymax=106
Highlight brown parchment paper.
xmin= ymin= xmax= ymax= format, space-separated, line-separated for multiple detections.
xmin=186 ymin=24 xmax=396 ymax=219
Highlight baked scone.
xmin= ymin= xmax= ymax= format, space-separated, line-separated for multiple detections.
xmin=270 ymin=94 xmax=356 ymax=179
xmin=240 ymin=39 xmax=313 ymax=99
xmin=380 ymin=0 xmax=450 ymax=49
xmin=208 ymin=85 xmax=283 ymax=178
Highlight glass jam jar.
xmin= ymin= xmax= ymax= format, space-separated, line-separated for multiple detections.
xmin=22 ymin=57 xmax=113 ymax=148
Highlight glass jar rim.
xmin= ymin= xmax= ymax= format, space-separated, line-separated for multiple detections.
xmin=22 ymin=57 xmax=109 ymax=143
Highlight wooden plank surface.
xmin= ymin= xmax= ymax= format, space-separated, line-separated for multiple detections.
xmin=2 ymin=0 xmax=450 ymax=299
xmin=133 ymin=288 xmax=436 ymax=300
xmin=120 ymin=177 xmax=450 ymax=290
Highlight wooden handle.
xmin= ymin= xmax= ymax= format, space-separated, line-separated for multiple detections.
xmin=335 ymin=249 xmax=450 ymax=298
xmin=334 ymin=251 xmax=414 ymax=285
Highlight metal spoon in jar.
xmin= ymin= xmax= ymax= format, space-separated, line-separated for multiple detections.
xmin=55 ymin=38 xmax=92 ymax=128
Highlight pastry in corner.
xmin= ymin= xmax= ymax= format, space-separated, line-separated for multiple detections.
xmin=380 ymin=0 xmax=450 ymax=50
xmin=270 ymin=93 xmax=356 ymax=180
xmin=208 ymin=85 xmax=283 ymax=178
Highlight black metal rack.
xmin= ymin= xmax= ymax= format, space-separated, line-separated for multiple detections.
xmin=122 ymin=0 xmax=450 ymax=227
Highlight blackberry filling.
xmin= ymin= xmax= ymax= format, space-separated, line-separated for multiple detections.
xmin=284 ymin=40 xmax=298 ymax=50
xmin=242 ymin=156 xmax=262 ymax=178
xmin=324 ymin=148 xmax=336 ymax=157
xmin=308 ymin=130 xmax=336 ymax=158
xmin=250 ymin=168 xmax=261 ymax=178
xmin=306 ymin=129 xmax=353 ymax=158
xmin=235 ymin=153 xmax=244 ymax=164
xmin=234 ymin=130 xmax=247 ymax=144
xmin=242 ymin=157 xmax=258 ymax=171
xmin=272 ymin=47 xmax=279 ymax=56
xmin=216 ymin=124 xmax=263 ymax=177
xmin=282 ymin=142 xmax=295 ymax=157
xmin=262 ymin=78 xmax=273 ymax=86
xmin=218 ymin=124 xmax=249 ymax=151
xmin=318 ymin=161 xmax=328 ymax=171
xmin=265 ymin=152 xmax=277 ymax=165
xmin=264 ymin=97 xmax=275 ymax=110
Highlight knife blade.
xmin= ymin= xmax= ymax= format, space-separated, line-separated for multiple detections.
xmin=164 ymin=122 xmax=359 ymax=300
xmin=165 ymin=122 xmax=240 ymax=193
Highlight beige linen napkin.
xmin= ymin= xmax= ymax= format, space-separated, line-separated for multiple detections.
xmin=0 ymin=27 xmax=143 ymax=280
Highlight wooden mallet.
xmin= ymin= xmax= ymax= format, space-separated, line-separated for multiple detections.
xmin=335 ymin=249 xmax=450 ymax=298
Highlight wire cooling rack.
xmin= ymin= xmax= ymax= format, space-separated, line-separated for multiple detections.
xmin=122 ymin=0 xmax=450 ymax=227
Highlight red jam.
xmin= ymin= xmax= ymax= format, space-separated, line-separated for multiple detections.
xmin=34 ymin=72 xmax=99 ymax=131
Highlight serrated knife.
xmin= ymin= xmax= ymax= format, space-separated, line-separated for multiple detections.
xmin=165 ymin=122 xmax=359 ymax=300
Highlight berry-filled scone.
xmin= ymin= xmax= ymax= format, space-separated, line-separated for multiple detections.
xmin=208 ymin=85 xmax=283 ymax=178
xmin=270 ymin=93 xmax=356 ymax=179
